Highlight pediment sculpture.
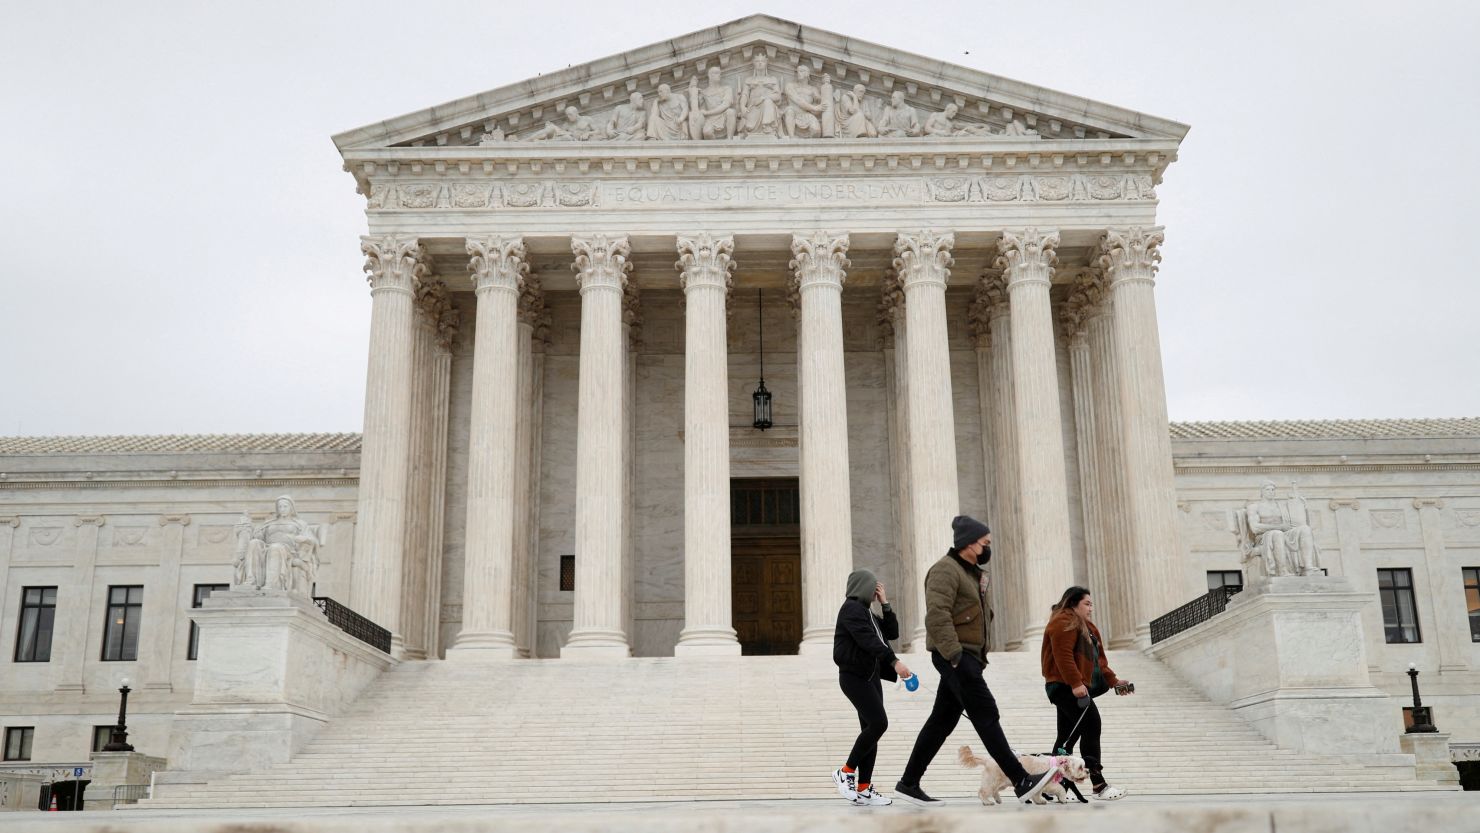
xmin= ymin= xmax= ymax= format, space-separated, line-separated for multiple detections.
xmin=1234 ymin=480 xmax=1321 ymax=579
xmin=232 ymin=496 xmax=323 ymax=598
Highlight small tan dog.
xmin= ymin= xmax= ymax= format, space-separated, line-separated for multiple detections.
xmin=957 ymin=746 xmax=1088 ymax=805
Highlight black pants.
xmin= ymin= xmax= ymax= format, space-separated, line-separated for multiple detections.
xmin=900 ymin=650 xmax=1028 ymax=786
xmin=1048 ymin=685 xmax=1106 ymax=788
xmin=838 ymin=671 xmax=888 ymax=785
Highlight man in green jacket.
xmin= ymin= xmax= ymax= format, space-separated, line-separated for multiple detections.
xmin=894 ymin=515 xmax=1061 ymax=806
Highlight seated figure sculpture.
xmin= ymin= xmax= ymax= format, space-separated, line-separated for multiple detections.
xmin=607 ymin=92 xmax=647 ymax=141
xmin=1237 ymin=480 xmax=1321 ymax=579
xmin=233 ymin=496 xmax=323 ymax=598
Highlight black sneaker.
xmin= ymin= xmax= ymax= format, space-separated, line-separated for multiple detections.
xmin=893 ymin=781 xmax=942 ymax=806
xmin=1014 ymin=768 xmax=1060 ymax=804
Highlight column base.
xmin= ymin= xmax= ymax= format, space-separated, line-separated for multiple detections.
xmin=674 ymin=627 xmax=741 ymax=657
xmin=798 ymin=628 xmax=834 ymax=657
xmin=1021 ymin=624 xmax=1046 ymax=648
xmin=561 ymin=628 xmax=630 ymax=659
xmin=444 ymin=637 xmax=521 ymax=662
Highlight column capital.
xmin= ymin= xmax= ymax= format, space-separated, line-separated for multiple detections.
xmin=0 ymin=516 xmax=19 ymax=528
xmin=622 ymin=281 xmax=643 ymax=349
xmin=74 ymin=515 xmax=106 ymax=527
xmin=467 ymin=236 xmax=528 ymax=295
xmin=361 ymin=235 xmax=428 ymax=293
xmin=789 ymin=231 xmax=850 ymax=292
xmin=675 ymin=234 xmax=736 ymax=293
xmin=1060 ymin=268 xmax=1106 ymax=343
xmin=1098 ymin=226 xmax=1165 ymax=288
xmin=1329 ymin=499 xmax=1362 ymax=511
xmin=876 ymin=269 xmax=905 ymax=346
xmin=893 ymin=230 xmax=955 ymax=291
xmin=994 ymin=228 xmax=1059 ymax=289
xmin=571 ymin=234 xmax=632 ymax=292
xmin=158 ymin=514 xmax=191 ymax=527
xmin=416 ymin=280 xmax=462 ymax=352
xmin=967 ymin=273 xmax=1010 ymax=347
xmin=1414 ymin=498 xmax=1446 ymax=510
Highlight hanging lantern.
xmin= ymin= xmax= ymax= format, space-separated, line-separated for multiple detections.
xmin=752 ymin=288 xmax=773 ymax=431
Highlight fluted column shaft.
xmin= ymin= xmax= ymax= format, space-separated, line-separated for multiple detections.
xmin=510 ymin=282 xmax=540 ymax=658
xmin=880 ymin=274 xmax=917 ymax=648
xmin=791 ymin=232 xmax=853 ymax=654
xmin=422 ymin=334 xmax=453 ymax=658
xmin=353 ymin=235 xmax=426 ymax=643
xmin=675 ymin=235 xmax=741 ymax=655
xmin=1101 ymin=227 xmax=1183 ymax=642
xmin=398 ymin=297 xmax=436 ymax=660
xmin=450 ymin=237 xmax=526 ymax=659
xmin=1086 ymin=305 xmax=1139 ymax=648
xmin=983 ymin=286 xmax=1025 ymax=649
xmin=564 ymin=234 xmax=633 ymax=657
xmin=896 ymin=231 xmax=960 ymax=646
xmin=1066 ymin=322 xmax=1110 ymax=639
xmin=997 ymin=229 xmax=1075 ymax=643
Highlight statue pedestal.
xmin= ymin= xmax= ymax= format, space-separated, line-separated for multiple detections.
xmin=1149 ymin=577 xmax=1407 ymax=759
xmin=1400 ymin=732 xmax=1460 ymax=785
xmin=154 ymin=590 xmax=393 ymax=796
xmin=84 ymin=751 xmax=166 ymax=810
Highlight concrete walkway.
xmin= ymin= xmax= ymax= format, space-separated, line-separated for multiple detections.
xmin=4 ymin=792 xmax=1477 ymax=832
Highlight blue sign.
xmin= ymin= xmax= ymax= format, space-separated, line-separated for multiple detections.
xmin=73 ymin=767 xmax=84 ymax=778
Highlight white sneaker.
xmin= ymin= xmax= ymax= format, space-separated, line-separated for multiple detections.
xmin=833 ymin=768 xmax=857 ymax=800
xmin=853 ymin=786 xmax=892 ymax=806
xmin=1093 ymin=784 xmax=1126 ymax=801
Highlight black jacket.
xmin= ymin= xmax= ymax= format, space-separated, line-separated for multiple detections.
xmin=833 ymin=598 xmax=900 ymax=681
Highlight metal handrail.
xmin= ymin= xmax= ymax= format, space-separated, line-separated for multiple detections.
xmin=312 ymin=596 xmax=392 ymax=653
xmin=1149 ymin=585 xmax=1242 ymax=644
xmin=112 ymin=783 xmax=149 ymax=806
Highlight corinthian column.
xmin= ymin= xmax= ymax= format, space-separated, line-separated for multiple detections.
xmin=996 ymin=229 xmax=1074 ymax=642
xmin=895 ymin=231 xmax=960 ymax=646
xmin=449 ymin=236 xmax=526 ymax=660
xmin=1085 ymin=292 xmax=1139 ymax=647
xmin=354 ymin=235 xmax=427 ymax=647
xmin=1063 ymin=273 xmax=1110 ymax=641
xmin=564 ymin=234 xmax=633 ymax=657
xmin=512 ymin=276 xmax=544 ymax=658
xmin=975 ymin=276 xmax=1025 ymax=649
xmin=879 ymin=273 xmax=916 ymax=648
xmin=674 ymin=234 xmax=741 ymax=656
xmin=790 ymin=232 xmax=853 ymax=655
xmin=1099 ymin=227 xmax=1183 ymax=642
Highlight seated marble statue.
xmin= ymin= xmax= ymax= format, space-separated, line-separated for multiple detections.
xmin=923 ymin=102 xmax=992 ymax=137
xmin=834 ymin=83 xmax=876 ymax=138
xmin=738 ymin=54 xmax=784 ymax=138
xmin=1237 ymin=480 xmax=1320 ymax=578
xmin=688 ymin=67 xmax=736 ymax=140
xmin=1002 ymin=117 xmax=1041 ymax=138
xmin=876 ymin=91 xmax=921 ymax=137
xmin=607 ymin=92 xmax=647 ymax=141
xmin=782 ymin=65 xmax=829 ymax=139
xmin=646 ymin=84 xmax=690 ymax=141
xmin=526 ymin=106 xmax=604 ymax=141
xmin=233 ymin=496 xmax=322 ymax=597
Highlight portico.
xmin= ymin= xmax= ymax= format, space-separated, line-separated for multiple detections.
xmin=333 ymin=15 xmax=1191 ymax=659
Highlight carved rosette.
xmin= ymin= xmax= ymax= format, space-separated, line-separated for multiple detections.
xmin=361 ymin=235 xmax=428 ymax=293
xmin=1098 ymin=226 xmax=1165 ymax=287
xmin=571 ymin=234 xmax=633 ymax=293
xmin=466 ymin=235 xmax=528 ymax=295
xmin=876 ymin=269 xmax=905 ymax=346
xmin=994 ymin=228 xmax=1059 ymax=289
xmin=892 ymin=230 xmax=955 ymax=291
xmin=675 ymin=234 xmax=736 ymax=294
xmin=788 ymin=232 xmax=850 ymax=295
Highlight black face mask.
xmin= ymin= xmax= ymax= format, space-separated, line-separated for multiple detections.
xmin=979 ymin=545 xmax=992 ymax=564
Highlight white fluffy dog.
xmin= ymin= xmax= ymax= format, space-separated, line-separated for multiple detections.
xmin=957 ymin=745 xmax=1089 ymax=805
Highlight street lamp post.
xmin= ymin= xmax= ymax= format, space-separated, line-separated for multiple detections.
xmin=1405 ymin=662 xmax=1437 ymax=733
xmin=101 ymin=677 xmax=135 ymax=752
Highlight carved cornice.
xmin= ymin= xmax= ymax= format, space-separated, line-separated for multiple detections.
xmin=1099 ymin=226 xmax=1164 ymax=288
xmin=361 ymin=235 xmax=428 ymax=293
xmin=675 ymin=234 xmax=736 ymax=293
xmin=892 ymin=230 xmax=954 ymax=291
xmin=571 ymin=234 xmax=633 ymax=292
xmin=466 ymin=235 xmax=528 ymax=295
xmin=994 ymin=228 xmax=1059 ymax=289
xmin=788 ymin=232 xmax=850 ymax=294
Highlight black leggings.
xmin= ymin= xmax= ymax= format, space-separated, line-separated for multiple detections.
xmin=900 ymin=651 xmax=1028 ymax=786
xmin=838 ymin=671 xmax=889 ymax=785
xmin=1048 ymin=685 xmax=1106 ymax=788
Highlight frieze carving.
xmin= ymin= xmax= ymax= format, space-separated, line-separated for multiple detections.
xmin=112 ymin=526 xmax=149 ymax=547
xmin=1456 ymin=509 xmax=1480 ymax=527
xmin=1370 ymin=509 xmax=1406 ymax=530
xmin=29 ymin=527 xmax=63 ymax=547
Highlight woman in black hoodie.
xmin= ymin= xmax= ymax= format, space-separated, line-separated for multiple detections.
xmin=831 ymin=568 xmax=911 ymax=806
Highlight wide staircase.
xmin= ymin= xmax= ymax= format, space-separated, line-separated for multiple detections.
xmin=145 ymin=650 xmax=1447 ymax=808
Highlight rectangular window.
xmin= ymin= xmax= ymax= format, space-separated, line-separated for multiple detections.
xmin=1377 ymin=568 xmax=1421 ymax=644
xmin=1465 ymin=567 xmax=1480 ymax=642
xmin=3 ymin=727 xmax=33 ymax=761
xmin=92 ymin=725 xmax=114 ymax=752
xmin=14 ymin=586 xmax=57 ymax=662
xmin=1206 ymin=570 xmax=1244 ymax=592
xmin=187 ymin=584 xmax=229 ymax=660
xmin=101 ymin=585 xmax=144 ymax=661
xmin=559 ymin=555 xmax=575 ymax=592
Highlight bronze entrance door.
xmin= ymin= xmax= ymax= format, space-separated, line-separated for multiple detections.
xmin=730 ymin=478 xmax=802 ymax=655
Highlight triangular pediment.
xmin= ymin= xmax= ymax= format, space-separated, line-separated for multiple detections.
xmin=333 ymin=15 xmax=1187 ymax=153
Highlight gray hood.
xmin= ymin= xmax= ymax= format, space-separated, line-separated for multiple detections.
xmin=845 ymin=569 xmax=878 ymax=603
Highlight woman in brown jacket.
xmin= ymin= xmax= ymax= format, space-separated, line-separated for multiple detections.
xmin=1040 ymin=585 xmax=1134 ymax=799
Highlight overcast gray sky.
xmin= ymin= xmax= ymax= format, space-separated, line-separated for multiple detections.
xmin=2 ymin=0 xmax=1477 ymax=437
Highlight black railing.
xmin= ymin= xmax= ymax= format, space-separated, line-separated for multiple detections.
xmin=1149 ymin=585 xmax=1242 ymax=644
xmin=312 ymin=596 xmax=392 ymax=654
xmin=112 ymin=784 xmax=149 ymax=806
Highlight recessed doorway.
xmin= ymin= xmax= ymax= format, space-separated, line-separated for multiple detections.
xmin=730 ymin=478 xmax=802 ymax=656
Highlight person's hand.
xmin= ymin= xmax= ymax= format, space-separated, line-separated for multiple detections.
xmin=1072 ymin=684 xmax=1089 ymax=699
xmin=1116 ymin=681 xmax=1134 ymax=696
xmin=874 ymin=582 xmax=887 ymax=604
xmin=893 ymin=660 xmax=911 ymax=679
